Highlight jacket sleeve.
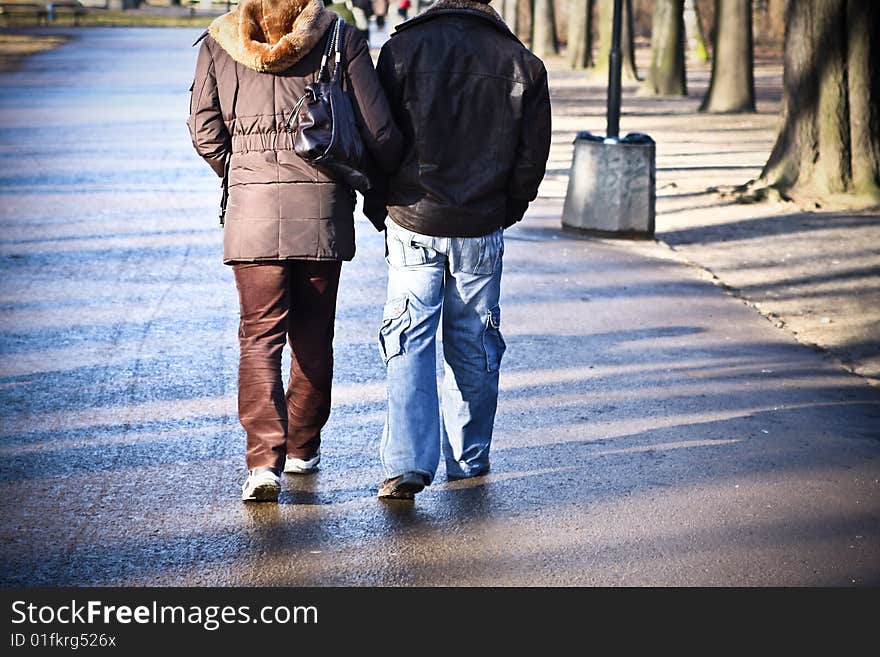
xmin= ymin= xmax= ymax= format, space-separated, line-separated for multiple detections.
xmin=187 ymin=39 xmax=230 ymax=178
xmin=504 ymin=60 xmax=552 ymax=228
xmin=346 ymin=31 xmax=403 ymax=230
xmin=344 ymin=28 xmax=403 ymax=175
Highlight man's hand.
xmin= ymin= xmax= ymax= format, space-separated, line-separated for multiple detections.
xmin=504 ymin=199 xmax=529 ymax=228
xmin=363 ymin=192 xmax=388 ymax=231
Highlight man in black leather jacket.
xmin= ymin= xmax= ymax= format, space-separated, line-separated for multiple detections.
xmin=369 ymin=0 xmax=552 ymax=500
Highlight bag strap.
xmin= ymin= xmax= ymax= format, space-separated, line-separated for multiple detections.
xmin=318 ymin=17 xmax=345 ymax=81
xmin=219 ymin=152 xmax=231 ymax=226
xmin=330 ymin=17 xmax=347 ymax=80
xmin=284 ymin=18 xmax=346 ymax=132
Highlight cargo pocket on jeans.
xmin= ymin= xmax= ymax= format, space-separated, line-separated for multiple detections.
xmin=379 ymin=296 xmax=411 ymax=365
xmin=472 ymin=229 xmax=504 ymax=275
xmin=482 ymin=305 xmax=507 ymax=372
xmin=385 ymin=222 xmax=433 ymax=268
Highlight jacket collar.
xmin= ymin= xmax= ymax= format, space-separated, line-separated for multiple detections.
xmin=393 ymin=0 xmax=520 ymax=43
xmin=208 ymin=0 xmax=336 ymax=73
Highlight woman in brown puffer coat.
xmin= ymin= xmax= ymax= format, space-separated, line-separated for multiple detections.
xmin=187 ymin=0 xmax=402 ymax=502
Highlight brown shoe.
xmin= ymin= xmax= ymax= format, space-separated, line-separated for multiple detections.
xmin=378 ymin=472 xmax=427 ymax=500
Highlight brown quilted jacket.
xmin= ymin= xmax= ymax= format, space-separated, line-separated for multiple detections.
xmin=187 ymin=0 xmax=402 ymax=263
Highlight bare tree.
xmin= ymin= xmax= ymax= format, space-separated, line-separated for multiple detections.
xmin=568 ymin=0 xmax=594 ymax=69
xmin=596 ymin=0 xmax=639 ymax=81
xmin=684 ymin=0 xmax=709 ymax=61
xmin=502 ymin=0 xmax=519 ymax=32
xmin=642 ymin=0 xmax=686 ymax=95
xmin=748 ymin=0 xmax=880 ymax=204
xmin=532 ymin=0 xmax=559 ymax=58
xmin=516 ymin=0 xmax=534 ymax=43
xmin=753 ymin=0 xmax=786 ymax=48
xmin=489 ymin=0 xmax=519 ymax=34
xmin=700 ymin=0 xmax=755 ymax=112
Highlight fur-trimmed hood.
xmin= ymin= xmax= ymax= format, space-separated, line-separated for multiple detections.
xmin=394 ymin=0 xmax=518 ymax=41
xmin=208 ymin=0 xmax=336 ymax=73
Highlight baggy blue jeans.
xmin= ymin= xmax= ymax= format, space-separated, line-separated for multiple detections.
xmin=378 ymin=217 xmax=506 ymax=484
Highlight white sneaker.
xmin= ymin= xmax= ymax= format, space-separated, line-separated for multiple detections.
xmin=284 ymin=450 xmax=321 ymax=474
xmin=241 ymin=468 xmax=281 ymax=502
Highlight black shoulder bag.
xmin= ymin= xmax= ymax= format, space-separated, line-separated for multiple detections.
xmin=286 ymin=18 xmax=371 ymax=193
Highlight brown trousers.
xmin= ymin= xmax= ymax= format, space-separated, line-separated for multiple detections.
xmin=232 ymin=260 xmax=342 ymax=472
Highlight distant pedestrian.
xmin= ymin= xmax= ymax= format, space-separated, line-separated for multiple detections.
xmin=373 ymin=0 xmax=388 ymax=28
xmin=366 ymin=0 xmax=551 ymax=499
xmin=187 ymin=0 xmax=401 ymax=502
xmin=351 ymin=0 xmax=375 ymax=25
xmin=326 ymin=0 xmax=371 ymax=41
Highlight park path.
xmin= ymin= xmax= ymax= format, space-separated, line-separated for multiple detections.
xmin=541 ymin=50 xmax=880 ymax=383
xmin=0 ymin=28 xmax=877 ymax=586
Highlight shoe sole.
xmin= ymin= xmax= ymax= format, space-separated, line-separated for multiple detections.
xmin=242 ymin=482 xmax=281 ymax=502
xmin=283 ymin=464 xmax=319 ymax=474
xmin=377 ymin=476 xmax=425 ymax=500
xmin=284 ymin=455 xmax=320 ymax=474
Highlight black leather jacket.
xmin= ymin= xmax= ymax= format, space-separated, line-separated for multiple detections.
xmin=368 ymin=1 xmax=552 ymax=236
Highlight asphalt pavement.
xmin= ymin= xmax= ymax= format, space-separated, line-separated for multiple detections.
xmin=0 ymin=28 xmax=878 ymax=586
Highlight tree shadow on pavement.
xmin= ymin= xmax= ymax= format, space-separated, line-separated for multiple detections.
xmin=660 ymin=211 xmax=880 ymax=246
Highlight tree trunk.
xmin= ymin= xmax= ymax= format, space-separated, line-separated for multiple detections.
xmin=503 ymin=0 xmax=519 ymax=33
xmin=642 ymin=0 xmax=687 ymax=95
xmin=753 ymin=0 xmax=786 ymax=48
xmin=847 ymin=0 xmax=880 ymax=195
xmin=532 ymin=0 xmax=559 ymax=58
xmin=596 ymin=0 xmax=639 ymax=81
xmin=518 ymin=0 xmax=533 ymax=44
xmin=756 ymin=0 xmax=880 ymax=203
xmin=684 ymin=0 xmax=709 ymax=61
xmin=567 ymin=0 xmax=593 ymax=69
xmin=555 ymin=0 xmax=569 ymax=45
xmin=700 ymin=0 xmax=755 ymax=112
